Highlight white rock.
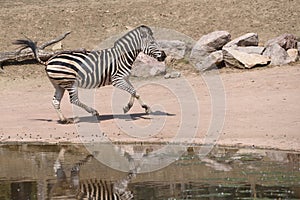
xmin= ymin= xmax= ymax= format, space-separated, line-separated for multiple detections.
xmin=263 ymin=43 xmax=292 ymax=66
xmin=224 ymin=33 xmax=259 ymax=48
xmin=158 ymin=40 xmax=186 ymax=60
xmin=52 ymin=41 xmax=63 ymax=51
xmin=195 ymin=50 xmax=223 ymax=71
xmin=164 ymin=71 xmax=181 ymax=79
xmin=223 ymin=47 xmax=270 ymax=69
xmin=190 ymin=31 xmax=230 ymax=71
xmin=235 ymin=46 xmax=265 ymax=55
xmin=131 ymin=53 xmax=166 ymax=77
xmin=287 ymin=49 xmax=299 ymax=62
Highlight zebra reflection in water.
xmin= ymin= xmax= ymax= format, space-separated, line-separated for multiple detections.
xmin=50 ymin=148 xmax=136 ymax=200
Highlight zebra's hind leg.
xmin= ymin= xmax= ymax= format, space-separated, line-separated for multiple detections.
xmin=123 ymin=95 xmax=135 ymax=113
xmin=67 ymin=87 xmax=100 ymax=117
xmin=52 ymin=86 xmax=72 ymax=124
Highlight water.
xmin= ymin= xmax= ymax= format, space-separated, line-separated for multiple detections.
xmin=0 ymin=143 xmax=299 ymax=199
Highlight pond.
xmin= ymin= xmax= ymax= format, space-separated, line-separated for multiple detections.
xmin=0 ymin=143 xmax=299 ymax=199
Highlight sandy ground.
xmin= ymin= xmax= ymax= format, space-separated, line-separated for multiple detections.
xmin=0 ymin=0 xmax=299 ymax=51
xmin=0 ymin=0 xmax=299 ymax=151
xmin=0 ymin=64 xmax=299 ymax=151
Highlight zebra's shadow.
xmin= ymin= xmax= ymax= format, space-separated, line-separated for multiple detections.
xmin=78 ymin=110 xmax=175 ymax=123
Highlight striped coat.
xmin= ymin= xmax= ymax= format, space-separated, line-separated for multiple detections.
xmin=14 ymin=25 xmax=166 ymax=123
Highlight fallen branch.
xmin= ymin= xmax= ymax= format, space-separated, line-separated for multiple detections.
xmin=0 ymin=31 xmax=72 ymax=68
xmin=39 ymin=31 xmax=71 ymax=50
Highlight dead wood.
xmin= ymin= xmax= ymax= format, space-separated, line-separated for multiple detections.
xmin=0 ymin=31 xmax=80 ymax=68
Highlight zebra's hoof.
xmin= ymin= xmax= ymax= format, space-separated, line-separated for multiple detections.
xmin=145 ymin=108 xmax=152 ymax=114
xmin=58 ymin=118 xmax=74 ymax=124
xmin=142 ymin=105 xmax=151 ymax=114
xmin=91 ymin=110 xmax=100 ymax=117
xmin=123 ymin=106 xmax=129 ymax=114
xmin=93 ymin=112 xmax=100 ymax=117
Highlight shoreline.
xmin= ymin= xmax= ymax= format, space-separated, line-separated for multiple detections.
xmin=0 ymin=64 xmax=299 ymax=152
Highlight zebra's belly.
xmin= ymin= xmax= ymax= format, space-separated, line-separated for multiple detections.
xmin=77 ymin=72 xmax=112 ymax=89
xmin=46 ymin=66 xmax=112 ymax=89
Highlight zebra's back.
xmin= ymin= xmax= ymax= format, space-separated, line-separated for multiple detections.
xmin=46 ymin=50 xmax=116 ymax=89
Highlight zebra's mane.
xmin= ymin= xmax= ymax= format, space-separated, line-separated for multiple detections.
xmin=113 ymin=25 xmax=153 ymax=49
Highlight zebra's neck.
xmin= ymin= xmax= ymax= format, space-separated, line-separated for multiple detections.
xmin=120 ymin=48 xmax=141 ymax=67
xmin=113 ymin=32 xmax=143 ymax=68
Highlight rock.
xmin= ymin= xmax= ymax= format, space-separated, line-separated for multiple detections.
xmin=223 ymin=47 xmax=270 ymax=69
xmin=298 ymin=42 xmax=300 ymax=54
xmin=195 ymin=50 xmax=223 ymax=71
xmin=131 ymin=53 xmax=166 ymax=77
xmin=265 ymin=33 xmax=298 ymax=50
xmin=208 ymin=50 xmax=223 ymax=65
xmin=287 ymin=49 xmax=299 ymax=62
xmin=190 ymin=31 xmax=230 ymax=71
xmin=158 ymin=40 xmax=186 ymax=60
xmin=52 ymin=41 xmax=63 ymax=51
xmin=224 ymin=33 xmax=259 ymax=47
xmin=235 ymin=46 xmax=265 ymax=55
xmin=164 ymin=71 xmax=181 ymax=79
xmin=263 ymin=43 xmax=292 ymax=66
xmin=191 ymin=31 xmax=231 ymax=56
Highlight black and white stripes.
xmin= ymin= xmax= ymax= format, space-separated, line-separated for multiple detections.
xmin=53 ymin=149 xmax=135 ymax=200
xmin=15 ymin=25 xmax=166 ymax=123
xmin=46 ymin=50 xmax=114 ymax=89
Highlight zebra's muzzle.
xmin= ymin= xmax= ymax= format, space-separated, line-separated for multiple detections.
xmin=157 ymin=51 xmax=167 ymax=62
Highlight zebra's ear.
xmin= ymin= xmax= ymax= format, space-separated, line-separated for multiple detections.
xmin=140 ymin=28 xmax=148 ymax=38
xmin=139 ymin=25 xmax=152 ymax=38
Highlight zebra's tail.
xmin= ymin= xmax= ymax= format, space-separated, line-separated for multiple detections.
xmin=13 ymin=38 xmax=47 ymax=65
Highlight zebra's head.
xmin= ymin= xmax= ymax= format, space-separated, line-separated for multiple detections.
xmin=138 ymin=26 xmax=167 ymax=62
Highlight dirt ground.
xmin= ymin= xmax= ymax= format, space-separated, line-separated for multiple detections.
xmin=0 ymin=0 xmax=299 ymax=151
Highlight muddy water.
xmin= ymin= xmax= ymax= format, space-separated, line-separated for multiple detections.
xmin=0 ymin=144 xmax=299 ymax=199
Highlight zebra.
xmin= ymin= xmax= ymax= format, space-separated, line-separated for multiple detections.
xmin=51 ymin=148 xmax=135 ymax=199
xmin=14 ymin=25 xmax=166 ymax=124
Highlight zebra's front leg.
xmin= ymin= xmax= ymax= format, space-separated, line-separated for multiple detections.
xmin=124 ymin=93 xmax=151 ymax=114
xmin=123 ymin=95 xmax=135 ymax=113
xmin=113 ymin=78 xmax=151 ymax=114
xmin=135 ymin=93 xmax=151 ymax=114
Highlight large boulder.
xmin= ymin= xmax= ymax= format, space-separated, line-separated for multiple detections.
xmin=195 ymin=50 xmax=223 ymax=71
xmin=262 ymin=43 xmax=292 ymax=66
xmin=265 ymin=33 xmax=298 ymax=50
xmin=131 ymin=53 xmax=166 ymax=77
xmin=263 ymin=34 xmax=299 ymax=66
xmin=223 ymin=47 xmax=270 ymax=69
xmin=190 ymin=31 xmax=231 ymax=70
xmin=158 ymin=40 xmax=186 ymax=60
xmin=224 ymin=33 xmax=259 ymax=48
xmin=235 ymin=46 xmax=265 ymax=55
